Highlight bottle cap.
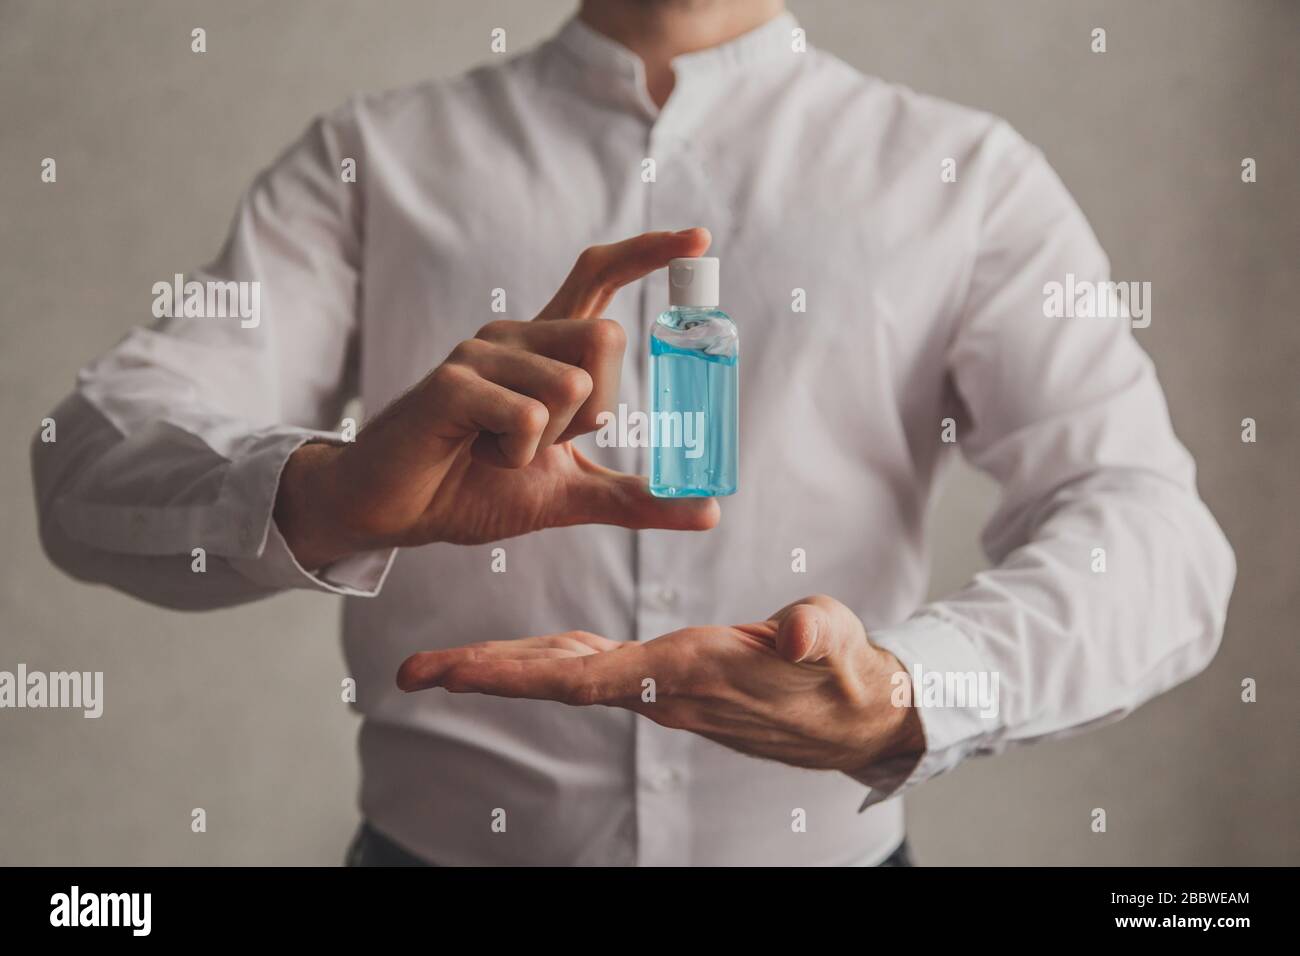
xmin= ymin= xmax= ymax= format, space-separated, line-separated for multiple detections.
xmin=668 ymin=257 xmax=719 ymax=308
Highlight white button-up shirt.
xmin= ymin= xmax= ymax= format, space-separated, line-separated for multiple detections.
xmin=33 ymin=13 xmax=1235 ymax=865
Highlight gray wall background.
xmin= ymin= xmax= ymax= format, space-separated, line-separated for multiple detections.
xmin=1 ymin=0 xmax=1295 ymax=865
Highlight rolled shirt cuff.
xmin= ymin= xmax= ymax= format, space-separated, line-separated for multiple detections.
xmin=225 ymin=430 xmax=396 ymax=596
xmin=848 ymin=611 xmax=1004 ymax=810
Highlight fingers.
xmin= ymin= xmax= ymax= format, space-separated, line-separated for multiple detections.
xmin=460 ymin=228 xmax=711 ymax=447
xmin=397 ymin=632 xmax=619 ymax=692
xmin=445 ymin=337 xmax=593 ymax=450
xmin=556 ymin=450 xmax=721 ymax=532
xmin=537 ymin=228 xmax=712 ymax=322
xmin=402 ymin=636 xmax=653 ymax=705
xmin=477 ymin=319 xmax=625 ymax=440
xmin=775 ymin=604 xmax=832 ymax=663
xmin=391 ymin=230 xmax=714 ymax=472
xmin=425 ymin=362 xmax=548 ymax=468
xmin=772 ymin=595 xmax=864 ymax=663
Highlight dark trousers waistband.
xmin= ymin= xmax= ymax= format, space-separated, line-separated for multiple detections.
xmin=346 ymin=822 xmax=915 ymax=867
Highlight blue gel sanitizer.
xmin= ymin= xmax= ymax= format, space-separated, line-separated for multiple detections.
xmin=649 ymin=256 xmax=738 ymax=497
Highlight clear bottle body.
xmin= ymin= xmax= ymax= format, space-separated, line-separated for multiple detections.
xmin=649 ymin=305 xmax=738 ymax=497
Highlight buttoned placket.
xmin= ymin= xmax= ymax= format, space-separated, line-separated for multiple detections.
xmin=629 ymin=71 xmax=734 ymax=867
xmin=555 ymin=12 xmax=791 ymax=865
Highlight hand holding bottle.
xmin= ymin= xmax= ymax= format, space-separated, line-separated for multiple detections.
xmin=274 ymin=229 xmax=719 ymax=569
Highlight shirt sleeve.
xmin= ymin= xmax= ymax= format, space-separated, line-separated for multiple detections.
xmin=31 ymin=103 xmax=397 ymax=610
xmin=852 ymin=123 xmax=1236 ymax=806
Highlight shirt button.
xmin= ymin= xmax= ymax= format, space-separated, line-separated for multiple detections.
xmin=647 ymin=767 xmax=681 ymax=791
xmin=657 ymin=586 xmax=678 ymax=608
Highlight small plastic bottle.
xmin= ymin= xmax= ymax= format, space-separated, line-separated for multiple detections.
xmin=649 ymin=256 xmax=738 ymax=497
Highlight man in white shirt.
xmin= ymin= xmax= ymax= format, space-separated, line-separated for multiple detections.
xmin=32 ymin=0 xmax=1235 ymax=866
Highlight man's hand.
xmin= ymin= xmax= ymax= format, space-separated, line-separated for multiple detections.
xmin=275 ymin=228 xmax=719 ymax=568
xmin=396 ymin=594 xmax=926 ymax=776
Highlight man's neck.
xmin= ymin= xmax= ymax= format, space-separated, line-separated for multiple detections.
xmin=577 ymin=0 xmax=785 ymax=108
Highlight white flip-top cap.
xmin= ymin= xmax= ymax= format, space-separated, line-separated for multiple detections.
xmin=668 ymin=257 xmax=719 ymax=307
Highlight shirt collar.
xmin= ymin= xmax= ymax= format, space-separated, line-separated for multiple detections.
xmin=549 ymin=11 xmax=801 ymax=121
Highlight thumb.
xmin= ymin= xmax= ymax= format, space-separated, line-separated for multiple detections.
xmin=556 ymin=456 xmax=721 ymax=532
xmin=775 ymin=603 xmax=835 ymax=663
